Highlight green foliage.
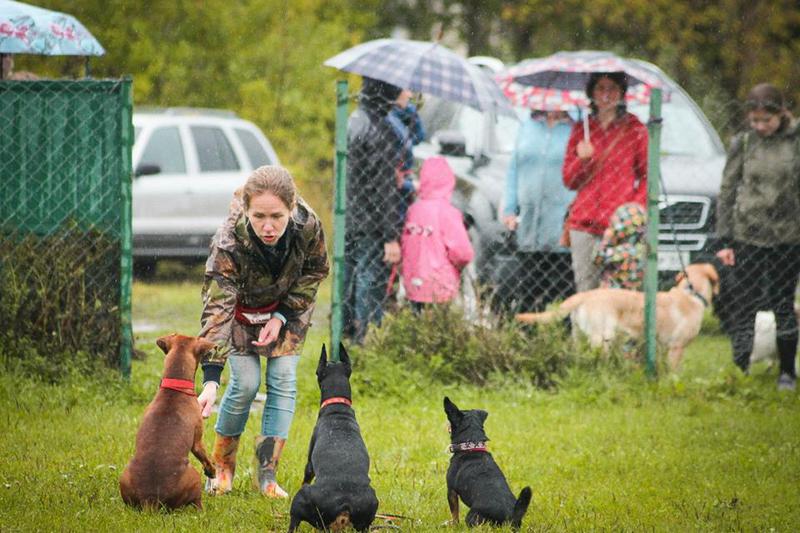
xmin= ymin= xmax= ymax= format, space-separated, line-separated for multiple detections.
xmin=17 ymin=0 xmax=382 ymax=187
xmin=0 ymin=224 xmax=122 ymax=380
xmin=355 ymin=305 xmax=589 ymax=391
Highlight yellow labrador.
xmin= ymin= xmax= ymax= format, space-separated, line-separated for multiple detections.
xmin=516 ymin=263 xmax=719 ymax=370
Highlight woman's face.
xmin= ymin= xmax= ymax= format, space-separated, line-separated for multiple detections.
xmin=748 ymin=109 xmax=782 ymax=137
xmin=592 ymin=76 xmax=623 ymax=114
xmin=246 ymin=191 xmax=291 ymax=246
xmin=396 ymin=89 xmax=413 ymax=109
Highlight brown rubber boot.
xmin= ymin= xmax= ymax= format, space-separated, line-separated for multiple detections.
xmin=205 ymin=433 xmax=240 ymax=495
xmin=254 ymin=435 xmax=288 ymax=498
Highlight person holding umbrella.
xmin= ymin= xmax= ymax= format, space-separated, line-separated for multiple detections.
xmin=562 ymin=72 xmax=648 ymax=292
xmin=342 ymin=77 xmax=405 ymax=343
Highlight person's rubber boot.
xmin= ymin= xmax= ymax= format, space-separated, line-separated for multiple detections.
xmin=254 ymin=435 xmax=288 ymax=498
xmin=776 ymin=335 xmax=798 ymax=391
xmin=205 ymin=433 xmax=240 ymax=495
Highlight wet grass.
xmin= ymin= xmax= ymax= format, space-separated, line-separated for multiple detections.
xmin=0 ymin=276 xmax=798 ymax=531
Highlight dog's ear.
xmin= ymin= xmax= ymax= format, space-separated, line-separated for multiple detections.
xmin=193 ymin=338 xmax=217 ymax=359
xmin=156 ymin=335 xmax=174 ymax=355
xmin=338 ymin=343 xmax=352 ymax=376
xmin=476 ymin=409 xmax=489 ymax=425
xmin=317 ymin=344 xmax=328 ymax=378
xmin=443 ymin=397 xmax=462 ymax=422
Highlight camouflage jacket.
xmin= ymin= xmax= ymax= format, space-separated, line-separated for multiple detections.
xmin=199 ymin=196 xmax=329 ymax=382
xmin=718 ymin=119 xmax=800 ymax=247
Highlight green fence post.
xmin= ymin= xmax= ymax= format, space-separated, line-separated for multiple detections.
xmin=644 ymin=88 xmax=663 ymax=377
xmin=330 ymin=79 xmax=349 ymax=363
xmin=119 ymin=78 xmax=134 ymax=379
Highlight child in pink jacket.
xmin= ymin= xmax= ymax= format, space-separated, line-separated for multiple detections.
xmin=401 ymin=156 xmax=474 ymax=307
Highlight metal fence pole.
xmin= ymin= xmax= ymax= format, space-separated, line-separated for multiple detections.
xmin=330 ymin=79 xmax=349 ymax=363
xmin=644 ymin=88 xmax=663 ymax=377
xmin=119 ymin=78 xmax=134 ymax=379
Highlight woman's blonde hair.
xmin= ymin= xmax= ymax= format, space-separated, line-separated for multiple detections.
xmin=241 ymin=165 xmax=297 ymax=210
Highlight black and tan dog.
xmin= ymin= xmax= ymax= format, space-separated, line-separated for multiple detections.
xmin=444 ymin=397 xmax=532 ymax=530
xmin=288 ymin=344 xmax=378 ymax=532
xmin=119 ymin=334 xmax=216 ymax=510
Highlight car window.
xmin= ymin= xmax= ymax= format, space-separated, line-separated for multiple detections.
xmin=454 ymin=106 xmax=484 ymax=156
xmin=191 ymin=126 xmax=240 ymax=172
xmin=629 ymin=97 xmax=717 ymax=157
xmin=139 ymin=126 xmax=186 ymax=174
xmin=235 ymin=128 xmax=272 ymax=168
xmin=420 ymin=96 xmax=520 ymax=156
xmin=493 ymin=112 xmax=521 ymax=154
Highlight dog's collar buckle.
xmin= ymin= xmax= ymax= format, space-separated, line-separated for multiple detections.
xmin=449 ymin=441 xmax=488 ymax=453
xmin=160 ymin=378 xmax=197 ymax=396
xmin=320 ymin=396 xmax=352 ymax=408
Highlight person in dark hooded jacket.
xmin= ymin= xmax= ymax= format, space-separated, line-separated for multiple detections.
xmin=716 ymin=83 xmax=800 ymax=391
xmin=343 ymin=77 xmax=404 ymax=343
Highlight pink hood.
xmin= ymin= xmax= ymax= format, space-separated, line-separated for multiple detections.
xmin=401 ymin=156 xmax=473 ymax=303
xmin=418 ymin=156 xmax=455 ymax=201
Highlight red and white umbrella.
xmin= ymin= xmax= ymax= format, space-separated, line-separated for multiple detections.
xmin=497 ymin=50 xmax=668 ymax=111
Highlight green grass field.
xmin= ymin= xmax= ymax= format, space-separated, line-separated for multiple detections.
xmin=1 ymin=275 xmax=798 ymax=532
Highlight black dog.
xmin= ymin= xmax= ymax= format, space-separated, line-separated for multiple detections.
xmin=288 ymin=344 xmax=378 ymax=532
xmin=444 ymin=397 xmax=532 ymax=530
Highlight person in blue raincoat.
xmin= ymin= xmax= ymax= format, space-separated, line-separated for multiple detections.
xmin=499 ymin=109 xmax=576 ymax=312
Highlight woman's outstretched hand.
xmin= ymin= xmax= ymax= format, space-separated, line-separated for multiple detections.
xmin=197 ymin=382 xmax=218 ymax=419
xmin=253 ymin=317 xmax=283 ymax=347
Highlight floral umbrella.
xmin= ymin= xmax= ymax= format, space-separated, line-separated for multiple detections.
xmin=0 ymin=0 xmax=105 ymax=56
xmin=497 ymin=50 xmax=669 ymax=111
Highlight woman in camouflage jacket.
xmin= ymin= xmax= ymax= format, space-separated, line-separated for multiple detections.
xmin=196 ymin=165 xmax=329 ymax=498
xmin=716 ymin=84 xmax=800 ymax=391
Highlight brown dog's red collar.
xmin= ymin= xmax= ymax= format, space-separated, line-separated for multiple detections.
xmin=160 ymin=378 xmax=197 ymax=396
xmin=320 ymin=396 xmax=352 ymax=408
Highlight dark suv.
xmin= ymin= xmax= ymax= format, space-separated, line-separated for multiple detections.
xmin=414 ymin=58 xmax=726 ymax=298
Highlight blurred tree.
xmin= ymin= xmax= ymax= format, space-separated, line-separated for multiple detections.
xmin=17 ymin=0 xmax=380 ymax=190
xmin=10 ymin=0 xmax=800 ymax=189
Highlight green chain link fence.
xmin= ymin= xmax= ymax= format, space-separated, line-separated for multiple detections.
xmin=0 ymin=78 xmax=134 ymax=379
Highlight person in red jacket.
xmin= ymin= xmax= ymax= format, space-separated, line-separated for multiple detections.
xmin=562 ymin=72 xmax=648 ymax=292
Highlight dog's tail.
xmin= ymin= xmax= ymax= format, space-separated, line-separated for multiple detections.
xmin=516 ymin=292 xmax=587 ymax=324
xmin=511 ymin=486 xmax=532 ymax=530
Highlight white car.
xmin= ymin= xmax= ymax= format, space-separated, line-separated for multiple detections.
xmin=132 ymin=108 xmax=279 ymax=273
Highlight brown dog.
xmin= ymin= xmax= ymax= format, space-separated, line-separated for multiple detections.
xmin=119 ymin=334 xmax=216 ymax=510
xmin=516 ymin=263 xmax=719 ymax=370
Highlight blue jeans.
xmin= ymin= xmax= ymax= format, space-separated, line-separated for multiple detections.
xmin=215 ymin=354 xmax=299 ymax=439
xmin=342 ymin=237 xmax=390 ymax=343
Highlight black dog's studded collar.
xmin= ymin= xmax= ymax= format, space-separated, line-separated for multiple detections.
xmin=449 ymin=441 xmax=488 ymax=453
